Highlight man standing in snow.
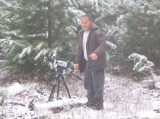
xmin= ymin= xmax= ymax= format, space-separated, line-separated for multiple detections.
xmin=74 ymin=15 xmax=106 ymax=110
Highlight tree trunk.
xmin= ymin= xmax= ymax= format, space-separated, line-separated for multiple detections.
xmin=47 ymin=0 xmax=52 ymax=47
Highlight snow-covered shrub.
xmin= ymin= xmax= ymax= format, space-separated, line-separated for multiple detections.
xmin=128 ymin=53 xmax=154 ymax=74
xmin=128 ymin=53 xmax=154 ymax=80
xmin=129 ymin=53 xmax=160 ymax=89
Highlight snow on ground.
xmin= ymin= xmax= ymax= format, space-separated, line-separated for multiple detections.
xmin=0 ymin=73 xmax=160 ymax=119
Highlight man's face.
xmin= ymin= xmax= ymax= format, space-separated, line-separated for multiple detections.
xmin=80 ymin=16 xmax=92 ymax=31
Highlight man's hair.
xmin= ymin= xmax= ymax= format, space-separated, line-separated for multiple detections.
xmin=80 ymin=15 xmax=92 ymax=21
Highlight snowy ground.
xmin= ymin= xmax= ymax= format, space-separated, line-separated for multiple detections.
xmin=0 ymin=73 xmax=160 ymax=119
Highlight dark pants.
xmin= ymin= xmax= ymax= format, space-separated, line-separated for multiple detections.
xmin=84 ymin=63 xmax=105 ymax=103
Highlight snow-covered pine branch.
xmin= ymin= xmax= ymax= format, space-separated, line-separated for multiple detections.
xmin=128 ymin=53 xmax=154 ymax=74
xmin=0 ymin=39 xmax=26 ymax=55
xmin=128 ymin=53 xmax=160 ymax=89
xmin=106 ymin=41 xmax=117 ymax=50
xmin=34 ymin=48 xmax=49 ymax=61
xmin=18 ymin=46 xmax=32 ymax=59
xmin=0 ymin=0 xmax=12 ymax=7
xmin=34 ymin=43 xmax=58 ymax=61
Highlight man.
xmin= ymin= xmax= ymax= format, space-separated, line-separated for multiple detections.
xmin=74 ymin=15 xmax=106 ymax=110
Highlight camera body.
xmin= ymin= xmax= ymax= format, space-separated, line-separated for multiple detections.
xmin=47 ymin=57 xmax=72 ymax=74
xmin=54 ymin=59 xmax=69 ymax=69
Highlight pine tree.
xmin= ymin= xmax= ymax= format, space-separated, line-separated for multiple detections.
xmin=120 ymin=2 xmax=160 ymax=65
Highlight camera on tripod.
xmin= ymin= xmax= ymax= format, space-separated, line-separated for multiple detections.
xmin=47 ymin=56 xmax=70 ymax=71
xmin=53 ymin=59 xmax=71 ymax=74
xmin=46 ymin=56 xmax=82 ymax=101
xmin=54 ymin=59 xmax=69 ymax=69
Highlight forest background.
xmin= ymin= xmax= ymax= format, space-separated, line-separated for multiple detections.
xmin=0 ymin=0 xmax=160 ymax=82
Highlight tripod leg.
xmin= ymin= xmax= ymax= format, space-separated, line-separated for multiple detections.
xmin=57 ymin=77 xmax=60 ymax=100
xmin=61 ymin=76 xmax=71 ymax=98
xmin=48 ymin=79 xmax=57 ymax=101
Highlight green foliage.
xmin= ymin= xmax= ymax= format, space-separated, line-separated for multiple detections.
xmin=1 ymin=0 xmax=105 ymax=81
xmin=3 ymin=0 xmax=160 ymax=80
xmin=1 ymin=39 xmax=56 ymax=81
xmin=106 ymin=3 xmax=160 ymax=69
xmin=120 ymin=5 xmax=160 ymax=64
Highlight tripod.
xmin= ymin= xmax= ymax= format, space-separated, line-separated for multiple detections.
xmin=48 ymin=66 xmax=71 ymax=101
xmin=48 ymin=65 xmax=81 ymax=101
xmin=47 ymin=56 xmax=82 ymax=101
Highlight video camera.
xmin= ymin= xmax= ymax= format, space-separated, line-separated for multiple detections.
xmin=54 ymin=59 xmax=69 ymax=69
xmin=46 ymin=56 xmax=81 ymax=80
xmin=47 ymin=56 xmax=71 ymax=72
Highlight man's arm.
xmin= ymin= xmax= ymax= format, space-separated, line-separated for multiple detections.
xmin=93 ymin=30 xmax=106 ymax=57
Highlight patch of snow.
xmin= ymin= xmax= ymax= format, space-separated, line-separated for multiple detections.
xmin=34 ymin=98 xmax=85 ymax=110
xmin=1 ymin=74 xmax=160 ymax=118
xmin=139 ymin=110 xmax=159 ymax=118
xmin=7 ymin=83 xmax=24 ymax=97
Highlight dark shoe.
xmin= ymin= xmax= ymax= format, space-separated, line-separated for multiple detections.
xmin=84 ymin=101 xmax=95 ymax=108
xmin=94 ymin=102 xmax=104 ymax=110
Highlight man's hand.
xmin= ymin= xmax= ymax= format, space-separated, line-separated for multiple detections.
xmin=89 ymin=53 xmax=98 ymax=60
xmin=74 ymin=63 xmax=80 ymax=71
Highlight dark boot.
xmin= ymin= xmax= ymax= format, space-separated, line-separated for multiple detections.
xmin=94 ymin=102 xmax=104 ymax=110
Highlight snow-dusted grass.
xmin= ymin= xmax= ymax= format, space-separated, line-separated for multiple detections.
xmin=0 ymin=73 xmax=160 ymax=119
